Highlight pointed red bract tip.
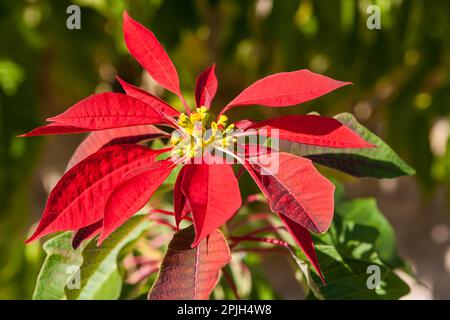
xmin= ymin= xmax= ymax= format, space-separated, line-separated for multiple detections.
xmin=122 ymin=11 xmax=182 ymax=98
xmin=219 ymin=69 xmax=353 ymax=116
xmin=26 ymin=145 xmax=164 ymax=243
xmin=98 ymin=160 xmax=174 ymax=245
xmin=181 ymin=164 xmax=241 ymax=248
xmin=195 ymin=63 xmax=218 ymax=108
xmin=248 ymin=115 xmax=375 ymax=149
xmin=19 ymin=123 xmax=91 ymax=137
xmin=116 ymin=76 xmax=180 ymax=117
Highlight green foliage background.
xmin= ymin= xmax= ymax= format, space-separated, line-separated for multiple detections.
xmin=1 ymin=0 xmax=449 ymax=299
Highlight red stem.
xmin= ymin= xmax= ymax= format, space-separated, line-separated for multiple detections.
xmin=233 ymin=247 xmax=287 ymax=254
xmin=235 ymin=166 xmax=245 ymax=180
xmin=148 ymin=209 xmax=192 ymax=222
xmin=245 ymin=194 xmax=263 ymax=204
xmin=228 ymin=212 xmax=272 ymax=230
xmin=229 ymin=235 xmax=290 ymax=249
xmin=180 ymin=95 xmax=191 ymax=115
xmin=243 ymin=225 xmax=286 ymax=237
xmin=149 ymin=217 xmax=177 ymax=231
xmin=149 ymin=209 xmax=174 ymax=216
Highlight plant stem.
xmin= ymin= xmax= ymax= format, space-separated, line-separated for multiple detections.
xmin=222 ymin=267 xmax=240 ymax=300
xmin=243 ymin=225 xmax=286 ymax=237
xmin=229 ymin=235 xmax=290 ymax=248
xmin=149 ymin=217 xmax=177 ymax=231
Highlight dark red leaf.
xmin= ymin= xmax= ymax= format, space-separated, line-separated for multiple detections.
xmin=244 ymin=152 xmax=334 ymax=234
xmin=148 ymin=226 xmax=231 ymax=300
xmin=67 ymin=125 xmax=168 ymax=170
xmin=174 ymin=166 xmax=191 ymax=229
xmin=278 ymin=213 xmax=325 ymax=284
xmin=99 ymin=160 xmax=174 ymax=244
xmin=181 ymin=164 xmax=241 ymax=247
xmin=19 ymin=123 xmax=91 ymax=137
xmin=26 ymin=144 xmax=164 ymax=242
xmin=116 ymin=76 xmax=179 ymax=117
xmin=47 ymin=92 xmax=171 ymax=130
xmin=123 ymin=12 xmax=182 ymax=97
xmin=220 ymin=70 xmax=351 ymax=115
xmin=72 ymin=220 xmax=103 ymax=249
xmin=248 ymin=115 xmax=374 ymax=148
xmin=195 ymin=64 xmax=218 ymax=108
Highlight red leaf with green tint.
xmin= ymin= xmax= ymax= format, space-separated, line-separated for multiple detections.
xmin=72 ymin=220 xmax=103 ymax=249
xmin=195 ymin=64 xmax=218 ymax=108
xmin=47 ymin=92 xmax=171 ymax=130
xmin=220 ymin=70 xmax=351 ymax=115
xmin=281 ymin=113 xmax=415 ymax=178
xmin=148 ymin=226 xmax=231 ymax=300
xmin=123 ymin=12 xmax=181 ymax=97
xmin=248 ymin=115 xmax=374 ymax=148
xmin=116 ymin=76 xmax=179 ymax=117
xmin=245 ymin=152 xmax=334 ymax=234
xmin=181 ymin=164 xmax=241 ymax=247
xmin=67 ymin=125 xmax=168 ymax=170
xmin=99 ymin=160 xmax=174 ymax=244
xmin=278 ymin=213 xmax=325 ymax=283
xmin=26 ymin=145 xmax=163 ymax=242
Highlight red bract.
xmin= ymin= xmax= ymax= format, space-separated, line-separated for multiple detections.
xmin=22 ymin=12 xmax=374 ymax=280
xmin=195 ymin=64 xmax=218 ymax=108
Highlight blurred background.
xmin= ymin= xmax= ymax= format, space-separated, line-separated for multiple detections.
xmin=1 ymin=0 xmax=450 ymax=299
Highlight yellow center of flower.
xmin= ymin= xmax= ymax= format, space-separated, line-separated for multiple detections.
xmin=170 ymin=107 xmax=236 ymax=158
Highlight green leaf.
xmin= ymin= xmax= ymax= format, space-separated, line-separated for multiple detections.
xmin=321 ymin=215 xmax=381 ymax=263
xmin=65 ymin=215 xmax=151 ymax=300
xmin=335 ymin=198 xmax=403 ymax=268
xmin=33 ymin=232 xmax=83 ymax=300
xmin=0 ymin=59 xmax=25 ymax=95
xmin=293 ymin=244 xmax=410 ymax=300
xmin=281 ymin=112 xmax=415 ymax=178
xmin=286 ymin=191 xmax=411 ymax=299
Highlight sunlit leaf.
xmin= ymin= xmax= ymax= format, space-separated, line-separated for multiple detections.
xmin=47 ymin=92 xmax=172 ymax=130
xmin=65 ymin=215 xmax=151 ymax=300
xmin=221 ymin=70 xmax=350 ymax=114
xmin=293 ymin=244 xmax=409 ymax=300
xmin=33 ymin=233 xmax=83 ymax=300
xmin=26 ymin=145 xmax=162 ymax=242
xmin=245 ymin=152 xmax=334 ymax=234
xmin=282 ymin=113 xmax=415 ymax=178
xmin=335 ymin=198 xmax=404 ymax=268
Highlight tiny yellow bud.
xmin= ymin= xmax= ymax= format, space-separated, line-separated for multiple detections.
xmin=225 ymin=124 xmax=235 ymax=131
xmin=221 ymin=139 xmax=228 ymax=147
xmin=178 ymin=113 xmax=188 ymax=127
xmin=218 ymin=115 xmax=228 ymax=125
xmin=190 ymin=112 xmax=202 ymax=123
xmin=170 ymin=135 xmax=180 ymax=145
xmin=177 ymin=149 xmax=184 ymax=157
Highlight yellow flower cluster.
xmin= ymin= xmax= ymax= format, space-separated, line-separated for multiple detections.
xmin=171 ymin=107 xmax=236 ymax=158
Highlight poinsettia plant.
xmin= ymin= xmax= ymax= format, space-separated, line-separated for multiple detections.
xmin=24 ymin=12 xmax=415 ymax=300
